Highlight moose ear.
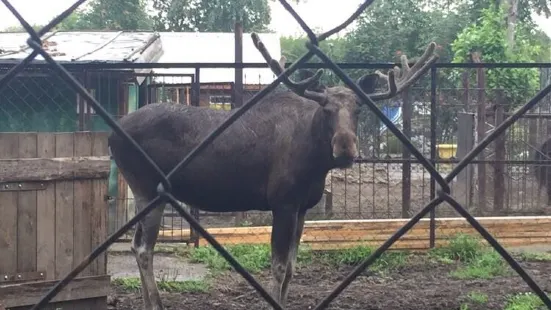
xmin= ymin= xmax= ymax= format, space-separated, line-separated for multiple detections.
xmin=356 ymin=73 xmax=380 ymax=94
xmin=297 ymin=69 xmax=325 ymax=92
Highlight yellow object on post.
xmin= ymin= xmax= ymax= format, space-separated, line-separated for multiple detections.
xmin=436 ymin=144 xmax=457 ymax=172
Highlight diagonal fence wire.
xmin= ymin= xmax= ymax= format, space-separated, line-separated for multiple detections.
xmin=0 ymin=0 xmax=548 ymax=309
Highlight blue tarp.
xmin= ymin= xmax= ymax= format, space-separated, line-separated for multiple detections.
xmin=379 ymin=104 xmax=402 ymax=133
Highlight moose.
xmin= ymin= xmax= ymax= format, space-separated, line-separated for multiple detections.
xmin=107 ymin=34 xmax=438 ymax=309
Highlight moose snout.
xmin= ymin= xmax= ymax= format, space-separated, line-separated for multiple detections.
xmin=331 ymin=131 xmax=358 ymax=168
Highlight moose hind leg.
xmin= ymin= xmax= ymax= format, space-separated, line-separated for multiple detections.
xmin=131 ymin=196 xmax=166 ymax=310
xmin=280 ymin=209 xmax=306 ymax=304
xmin=270 ymin=207 xmax=298 ymax=306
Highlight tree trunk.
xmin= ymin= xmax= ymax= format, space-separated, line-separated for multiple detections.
xmin=506 ymin=0 xmax=519 ymax=49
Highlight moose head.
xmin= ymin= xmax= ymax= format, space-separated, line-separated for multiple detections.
xmin=252 ymin=33 xmax=438 ymax=168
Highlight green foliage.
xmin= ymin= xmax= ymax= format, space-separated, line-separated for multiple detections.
xmin=316 ymin=246 xmax=410 ymax=272
xmin=189 ymin=244 xmax=273 ymax=273
xmin=151 ymin=0 xmax=281 ymax=32
xmin=429 ymin=233 xmax=485 ymax=262
xmin=112 ymin=277 xmax=209 ymax=293
xmin=504 ymin=292 xmax=551 ymax=310
xmin=451 ymin=6 xmax=544 ymax=107
xmin=343 ymin=0 xmax=468 ymax=66
xmin=429 ymin=234 xmax=509 ymax=279
xmin=280 ymin=35 xmax=346 ymax=86
xmin=186 ymin=243 xmax=409 ymax=274
xmin=57 ymin=0 xmax=153 ymax=31
xmin=450 ymin=250 xmax=509 ymax=279
xmin=517 ymin=251 xmax=551 ymax=262
xmin=467 ymin=291 xmax=489 ymax=304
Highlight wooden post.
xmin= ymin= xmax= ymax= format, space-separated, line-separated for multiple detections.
xmin=456 ymin=112 xmax=475 ymax=209
xmin=401 ymin=89 xmax=411 ymax=218
xmin=234 ymin=21 xmax=246 ymax=224
xmin=472 ymin=51 xmax=487 ymax=214
xmin=461 ymin=67 xmax=470 ymax=111
xmin=493 ymin=91 xmax=505 ymax=214
xmin=234 ymin=21 xmax=244 ymax=109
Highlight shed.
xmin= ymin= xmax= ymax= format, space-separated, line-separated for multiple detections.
xmin=0 ymin=31 xmax=163 ymax=132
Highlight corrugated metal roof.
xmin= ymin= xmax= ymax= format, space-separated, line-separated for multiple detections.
xmin=0 ymin=31 xmax=161 ymax=63
xmin=151 ymin=32 xmax=280 ymax=85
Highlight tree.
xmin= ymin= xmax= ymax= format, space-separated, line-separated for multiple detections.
xmin=451 ymin=5 xmax=546 ymax=107
xmin=280 ymin=35 xmax=347 ymax=86
xmin=151 ymin=0 xmax=299 ymax=32
xmin=57 ymin=0 xmax=153 ymax=31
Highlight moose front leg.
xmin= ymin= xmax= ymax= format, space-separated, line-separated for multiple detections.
xmin=280 ymin=208 xmax=306 ymax=304
xmin=270 ymin=207 xmax=299 ymax=306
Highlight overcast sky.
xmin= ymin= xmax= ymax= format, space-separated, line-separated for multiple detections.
xmin=0 ymin=0 xmax=549 ymax=38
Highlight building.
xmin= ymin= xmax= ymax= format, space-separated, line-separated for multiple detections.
xmin=145 ymin=32 xmax=281 ymax=109
xmin=0 ymin=30 xmax=280 ymax=132
xmin=0 ymin=31 xmax=163 ymax=132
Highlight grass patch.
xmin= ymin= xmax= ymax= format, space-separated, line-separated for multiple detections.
xmin=517 ymin=251 xmax=551 ymax=262
xmin=504 ymin=292 xmax=550 ymax=310
xmin=467 ymin=291 xmax=489 ymax=304
xmin=450 ymin=250 xmax=509 ymax=279
xmin=186 ymin=243 xmax=408 ymax=274
xmin=112 ymin=277 xmax=209 ymax=293
xmin=188 ymin=244 xmax=274 ymax=273
xmin=429 ymin=233 xmax=484 ymax=263
xmin=459 ymin=291 xmax=489 ymax=310
xmin=429 ymin=234 xmax=509 ymax=280
xmin=315 ymin=246 xmax=410 ymax=272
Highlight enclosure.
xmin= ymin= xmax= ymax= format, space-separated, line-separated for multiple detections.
xmin=2 ymin=55 xmax=551 ymax=310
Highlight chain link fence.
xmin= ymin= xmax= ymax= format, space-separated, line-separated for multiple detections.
xmin=3 ymin=0 xmax=551 ymax=309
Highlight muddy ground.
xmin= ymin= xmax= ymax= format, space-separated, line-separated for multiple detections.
xmin=107 ymin=251 xmax=551 ymax=310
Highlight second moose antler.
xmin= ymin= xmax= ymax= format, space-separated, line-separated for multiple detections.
xmin=252 ymin=32 xmax=438 ymax=103
xmin=369 ymin=42 xmax=439 ymax=100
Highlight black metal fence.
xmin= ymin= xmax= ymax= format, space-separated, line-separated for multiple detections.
xmin=2 ymin=0 xmax=551 ymax=309
xmin=4 ymin=61 xmax=551 ymax=237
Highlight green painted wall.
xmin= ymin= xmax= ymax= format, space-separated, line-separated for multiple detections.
xmin=0 ymin=73 xmax=121 ymax=133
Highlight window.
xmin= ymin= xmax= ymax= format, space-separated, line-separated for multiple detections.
xmin=76 ymin=89 xmax=96 ymax=114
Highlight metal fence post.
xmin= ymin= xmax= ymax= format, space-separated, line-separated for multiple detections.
xmin=429 ymin=66 xmax=437 ymax=248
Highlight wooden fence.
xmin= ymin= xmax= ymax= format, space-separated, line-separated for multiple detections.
xmin=158 ymin=216 xmax=551 ymax=251
xmin=0 ymin=132 xmax=111 ymax=310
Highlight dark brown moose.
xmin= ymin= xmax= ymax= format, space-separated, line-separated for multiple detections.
xmin=107 ymin=34 xmax=438 ymax=309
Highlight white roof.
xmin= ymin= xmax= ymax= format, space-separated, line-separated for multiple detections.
xmin=0 ymin=31 xmax=280 ymax=85
xmin=152 ymin=32 xmax=280 ymax=85
xmin=0 ymin=31 xmax=161 ymax=63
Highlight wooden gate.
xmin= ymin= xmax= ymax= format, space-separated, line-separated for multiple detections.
xmin=0 ymin=132 xmax=111 ymax=310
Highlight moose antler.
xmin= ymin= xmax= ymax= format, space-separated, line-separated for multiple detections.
xmin=369 ymin=42 xmax=439 ymax=101
xmin=251 ymin=33 xmax=327 ymax=103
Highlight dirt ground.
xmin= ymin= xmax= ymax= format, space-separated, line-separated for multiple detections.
xmin=107 ymin=251 xmax=551 ymax=310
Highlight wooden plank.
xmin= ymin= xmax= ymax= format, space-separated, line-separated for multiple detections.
xmin=72 ymin=132 xmax=93 ymax=276
xmin=91 ymin=132 xmax=109 ymax=275
xmin=16 ymin=133 xmax=38 ymax=274
xmin=36 ymin=133 xmax=56 ymax=281
xmin=54 ymin=133 xmax=75 ymax=278
xmin=0 ymin=156 xmax=111 ymax=182
xmin=158 ymin=216 xmax=551 ymax=250
xmin=116 ymin=169 xmax=128 ymax=235
xmin=0 ymin=275 xmax=110 ymax=308
xmin=0 ymin=133 xmax=19 ymax=275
